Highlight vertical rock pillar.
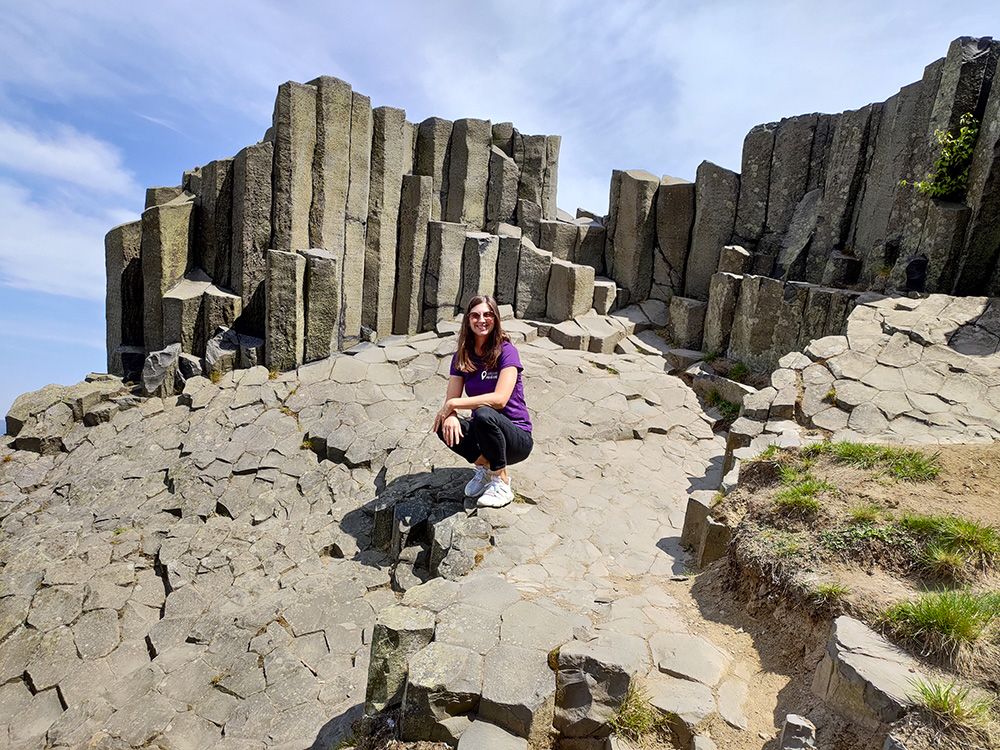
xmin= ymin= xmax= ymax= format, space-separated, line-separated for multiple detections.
xmin=302 ymin=249 xmax=340 ymax=362
xmin=265 ymin=249 xmax=306 ymax=370
xmin=341 ymin=92 xmax=373 ymax=347
xmin=423 ymin=222 xmax=468 ymax=329
xmin=604 ymin=169 xmax=658 ymax=307
xmin=446 ymin=118 xmax=491 ymax=230
xmin=415 ymin=117 xmax=453 ymax=222
xmin=141 ymin=196 xmax=195 ymax=352
xmin=232 ymin=141 xmax=273 ymax=335
xmin=652 ymin=176 xmax=695 ymax=300
xmin=105 ymin=220 xmax=143 ymax=374
xmin=684 ymin=161 xmax=740 ymax=300
xmin=394 ymin=174 xmax=433 ymax=335
xmin=271 ymin=81 xmax=317 ymax=253
xmin=309 ymin=76 xmax=354 ymax=259
xmin=364 ymin=106 xmax=407 ymax=338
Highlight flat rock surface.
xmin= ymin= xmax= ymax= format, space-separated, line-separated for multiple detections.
xmin=0 ymin=330 xmax=737 ymax=749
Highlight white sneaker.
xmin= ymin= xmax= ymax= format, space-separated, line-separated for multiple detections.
xmin=477 ymin=476 xmax=514 ymax=508
xmin=464 ymin=465 xmax=492 ymax=497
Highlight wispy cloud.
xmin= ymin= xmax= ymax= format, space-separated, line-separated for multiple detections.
xmin=0 ymin=119 xmax=140 ymax=196
xmin=0 ymin=180 xmax=134 ymax=300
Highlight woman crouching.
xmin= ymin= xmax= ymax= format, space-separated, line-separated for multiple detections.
xmin=432 ymin=295 xmax=533 ymax=508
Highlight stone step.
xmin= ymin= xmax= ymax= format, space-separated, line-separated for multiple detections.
xmin=456 ymin=719 xmax=528 ymax=749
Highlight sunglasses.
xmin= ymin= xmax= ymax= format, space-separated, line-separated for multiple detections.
xmin=469 ymin=312 xmax=495 ymax=321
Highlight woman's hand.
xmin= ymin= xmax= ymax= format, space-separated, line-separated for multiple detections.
xmin=440 ymin=414 xmax=462 ymax=446
xmin=432 ymin=399 xmax=456 ymax=434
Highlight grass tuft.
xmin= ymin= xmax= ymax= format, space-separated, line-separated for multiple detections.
xmin=849 ymin=503 xmax=886 ymax=525
xmin=608 ymin=681 xmax=670 ymax=743
xmin=921 ymin=545 xmax=973 ymax=582
xmin=705 ymin=389 xmax=740 ymax=421
xmin=728 ymin=362 xmax=749 ymax=383
xmin=910 ymin=678 xmax=995 ymax=733
xmin=774 ymin=467 xmax=832 ymax=515
xmin=900 ymin=514 xmax=1000 ymax=570
xmin=824 ymin=387 xmax=837 ymax=402
xmin=757 ymin=444 xmax=781 ymax=461
xmin=802 ymin=441 xmax=939 ymax=481
xmin=881 ymin=590 xmax=1000 ymax=660
xmin=1 ymin=454 xmax=11 ymax=463
xmin=268 ymin=369 xmax=279 ymax=380
xmin=812 ymin=581 xmax=850 ymax=605
xmin=300 ymin=439 xmax=313 ymax=451
xmin=209 ymin=370 xmax=222 ymax=384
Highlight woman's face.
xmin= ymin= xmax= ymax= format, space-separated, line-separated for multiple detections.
xmin=467 ymin=302 xmax=495 ymax=338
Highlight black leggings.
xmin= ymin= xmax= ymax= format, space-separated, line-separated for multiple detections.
xmin=438 ymin=406 xmax=533 ymax=471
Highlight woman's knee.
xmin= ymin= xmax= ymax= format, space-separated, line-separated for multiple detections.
xmin=471 ymin=406 xmax=500 ymax=424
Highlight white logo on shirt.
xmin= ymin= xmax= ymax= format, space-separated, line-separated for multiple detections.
xmin=480 ymin=371 xmax=498 ymax=381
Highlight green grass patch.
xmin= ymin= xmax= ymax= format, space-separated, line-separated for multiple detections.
xmin=820 ymin=521 xmax=912 ymax=556
xmin=608 ymin=681 xmax=670 ymax=743
xmin=881 ymin=590 xmax=1000 ymax=660
xmin=824 ymin=387 xmax=837 ymax=402
xmin=849 ymin=502 xmax=887 ymax=525
xmin=910 ymin=678 xmax=996 ymax=733
xmin=728 ymin=362 xmax=749 ymax=383
xmin=704 ymin=389 xmax=740 ymax=421
xmin=812 ymin=581 xmax=850 ymax=605
xmin=801 ymin=440 xmax=939 ymax=481
xmin=775 ymin=479 xmax=830 ymax=513
xmin=757 ymin=444 xmax=781 ymax=461
xmin=900 ymin=514 xmax=1000 ymax=568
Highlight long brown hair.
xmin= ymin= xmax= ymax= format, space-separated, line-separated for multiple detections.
xmin=455 ymin=295 xmax=509 ymax=373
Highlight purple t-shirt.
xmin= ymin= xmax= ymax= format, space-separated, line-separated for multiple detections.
xmin=450 ymin=341 xmax=532 ymax=432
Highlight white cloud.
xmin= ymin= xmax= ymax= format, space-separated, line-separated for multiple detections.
xmin=0 ymin=180 xmax=135 ymax=300
xmin=0 ymin=119 xmax=140 ymax=196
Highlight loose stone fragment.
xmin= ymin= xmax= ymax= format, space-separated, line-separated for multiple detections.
xmin=779 ymin=714 xmax=817 ymax=749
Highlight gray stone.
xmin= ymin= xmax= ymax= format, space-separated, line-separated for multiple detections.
xmin=555 ymin=634 xmax=648 ymax=738
xmin=728 ymin=275 xmax=785 ymax=371
xmin=496 ymin=232 xmax=522 ymax=307
xmin=542 ymin=135 xmax=561 ymax=220
xmin=717 ymin=677 xmax=749 ymax=729
xmin=105 ymin=220 xmax=143 ymax=375
xmin=145 ymin=186 xmax=183 ymax=208
xmin=265 ymin=249 xmax=305 ymax=371
xmin=685 ymin=161 xmax=739 ymax=300
xmin=646 ymin=673 xmax=715 ymax=746
xmin=487 ymin=146 xmax=520 ymax=231
xmin=479 ymin=644 xmax=555 ymax=743
xmin=271 ymin=81 xmax=317 ymax=253
xmin=668 ymin=297 xmax=707 ymax=350
xmin=592 ymin=278 xmax=617 ymax=315
xmin=652 ymin=176 xmax=695 ymax=300
xmin=463 ymin=233 xmax=500 ymax=307
xmin=73 ymin=608 xmax=120 ymax=659
xmin=447 ymin=118 xmax=492 ymax=229
xmin=142 ymin=344 xmax=182 ymax=397
xmin=162 ymin=272 xmax=211 ymax=354
xmin=718 ymin=244 xmax=750 ymax=275
xmin=302 ymin=248 xmax=340 ymax=362
xmin=811 ymin=616 xmax=924 ymax=727
xmin=231 ymin=140 xmax=273 ymax=334
xmin=308 ymin=76 xmax=353 ymax=258
xmin=402 ymin=642 xmax=484 ymax=739
xmin=775 ymin=189 xmax=822 ymax=279
xmin=197 ymin=157 xmax=234 ymax=285
xmin=202 ymin=285 xmax=242 ymax=352
xmin=142 ymin=196 xmax=194 ymax=350
xmin=514 ymin=133 xmax=547 ymax=208
xmin=395 ymin=174 xmax=434 ymax=335
xmin=547 ymin=259 xmax=595 ymax=322
xmin=779 ymin=714 xmax=817 ymax=749
xmin=365 ymin=605 xmax=436 ymax=712
xmin=540 ymin=220 xmax=579 ymax=262
xmin=576 ymin=220 xmax=606 ymax=272
xmin=457 ymin=720 xmax=528 ymax=750
xmin=702 ymin=272 xmax=741 ymax=355
xmin=734 ymin=123 xmax=776 ymax=245
xmin=605 ymin=170 xmax=658 ymax=306
xmin=517 ymin=198 xmax=542 ymax=247
xmin=424 ymin=222 xmax=468 ymax=328
xmin=416 ymin=117 xmax=454 ymax=221
xmin=515 ymin=238 xmax=552 ymax=320
xmin=654 ymin=632 xmax=730 ymax=687
xmin=766 ymin=115 xmax=818 ymax=236
xmin=341 ymin=92 xmax=373 ymax=347
xmin=365 ymin=106 xmax=407 ymax=338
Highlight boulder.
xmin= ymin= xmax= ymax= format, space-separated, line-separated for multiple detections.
xmin=779 ymin=714 xmax=817 ymax=749
xmin=142 ymin=345 xmax=182 ymax=398
xmin=554 ymin=633 xmax=648 ymax=738
xmin=668 ymin=297 xmax=708 ymax=350
xmin=457 ymin=720 xmax=528 ymax=750
xmin=547 ymin=259 xmax=596 ymax=322
xmin=402 ymin=642 xmax=484 ymax=739
xmin=365 ymin=606 xmax=436 ymax=713
xmin=479 ymin=644 xmax=555 ymax=742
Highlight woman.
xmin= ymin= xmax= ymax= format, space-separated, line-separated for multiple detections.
xmin=432 ymin=295 xmax=533 ymax=508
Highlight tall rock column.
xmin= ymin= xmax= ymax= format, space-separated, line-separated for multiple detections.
xmin=486 ymin=146 xmax=520 ymax=232
xmin=733 ymin=123 xmax=776 ymax=248
xmin=728 ymin=275 xmax=785 ymax=371
xmin=446 ymin=118 xmax=491 ymax=229
xmin=364 ymin=106 xmax=408 ymax=338
xmin=232 ymin=141 xmax=273 ymax=334
xmin=105 ymin=220 xmax=143 ymax=374
xmin=141 ymin=195 xmax=195 ymax=351
xmin=198 ymin=158 xmax=234 ymax=286
xmin=302 ymin=249 xmax=340 ymax=362
xmin=604 ymin=169 xmax=658 ymax=306
xmin=461 ymin=232 xmax=499 ymax=307
xmin=271 ymin=81 xmax=317 ymax=253
xmin=341 ymin=92 xmax=373 ymax=347
xmin=265 ymin=249 xmax=305 ymax=370
xmin=423 ymin=222 xmax=467 ymax=328
xmin=652 ymin=176 xmax=695 ymax=300
xmin=684 ymin=161 xmax=739 ymax=300
xmin=309 ymin=76 xmax=353 ymax=260
xmin=394 ymin=174 xmax=433 ymax=335
xmin=415 ymin=117 xmax=453 ymax=221
xmin=542 ymin=135 xmax=561 ymax=220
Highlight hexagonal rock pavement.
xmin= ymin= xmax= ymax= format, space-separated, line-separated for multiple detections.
xmin=0 ymin=326 xmax=732 ymax=749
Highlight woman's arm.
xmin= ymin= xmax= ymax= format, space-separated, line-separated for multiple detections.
xmin=446 ymin=366 xmax=517 ymax=412
xmin=432 ymin=375 xmax=466 ymax=435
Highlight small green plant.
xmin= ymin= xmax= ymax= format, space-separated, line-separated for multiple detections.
xmin=910 ymin=678 xmax=995 ymax=732
xmin=268 ymin=369 xmax=279 ymax=380
xmin=300 ymin=439 xmax=313 ymax=451
xmin=921 ymin=545 xmax=971 ymax=582
xmin=703 ymin=351 xmax=720 ymax=363
xmin=771 ymin=534 xmax=804 ymax=558
xmin=849 ymin=503 xmax=885 ymax=525
xmin=881 ymin=590 xmax=1000 ymax=660
xmin=900 ymin=113 xmax=980 ymax=200
xmin=728 ymin=362 xmax=749 ymax=383
xmin=812 ymin=581 xmax=850 ymax=605
xmin=209 ymin=370 xmax=222 ymax=384
xmin=608 ymin=681 xmax=669 ymax=742
xmin=802 ymin=441 xmax=939 ymax=481
xmin=900 ymin=513 xmax=999 ymax=570
xmin=824 ymin=387 xmax=837 ymax=403
xmin=704 ymin=390 xmax=740 ymax=421
xmin=112 ymin=526 xmax=127 ymax=536
xmin=820 ymin=521 xmax=911 ymax=555
xmin=1 ymin=454 xmax=11 ymax=463
xmin=605 ymin=366 xmax=620 ymax=376
xmin=775 ymin=478 xmax=830 ymax=514
xmin=758 ymin=444 xmax=781 ymax=461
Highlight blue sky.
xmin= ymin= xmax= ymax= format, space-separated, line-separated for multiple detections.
xmin=1 ymin=1 xmax=996 ymax=415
